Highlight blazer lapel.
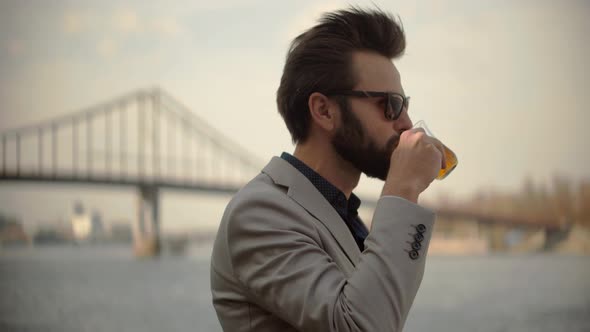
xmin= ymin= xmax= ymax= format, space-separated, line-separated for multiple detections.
xmin=262 ymin=157 xmax=361 ymax=266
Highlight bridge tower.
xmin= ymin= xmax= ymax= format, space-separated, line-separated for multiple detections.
xmin=134 ymin=186 xmax=160 ymax=257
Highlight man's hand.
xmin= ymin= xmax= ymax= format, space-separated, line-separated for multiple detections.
xmin=381 ymin=129 xmax=446 ymax=203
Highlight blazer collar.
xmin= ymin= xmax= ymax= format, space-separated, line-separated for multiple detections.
xmin=262 ymin=157 xmax=360 ymax=265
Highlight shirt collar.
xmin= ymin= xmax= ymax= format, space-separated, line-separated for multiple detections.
xmin=280 ymin=152 xmax=361 ymax=217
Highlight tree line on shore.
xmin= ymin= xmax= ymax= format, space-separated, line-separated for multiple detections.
xmin=455 ymin=175 xmax=590 ymax=226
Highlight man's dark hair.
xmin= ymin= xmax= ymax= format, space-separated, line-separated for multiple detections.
xmin=276 ymin=7 xmax=406 ymax=144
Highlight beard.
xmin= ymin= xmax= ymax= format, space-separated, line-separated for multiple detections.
xmin=331 ymin=99 xmax=399 ymax=181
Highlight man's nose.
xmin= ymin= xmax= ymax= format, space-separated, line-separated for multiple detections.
xmin=393 ymin=109 xmax=412 ymax=132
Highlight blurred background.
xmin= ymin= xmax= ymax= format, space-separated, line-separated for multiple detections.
xmin=1 ymin=0 xmax=589 ymax=331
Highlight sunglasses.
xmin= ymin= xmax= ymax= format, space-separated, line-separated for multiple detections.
xmin=327 ymin=90 xmax=410 ymax=120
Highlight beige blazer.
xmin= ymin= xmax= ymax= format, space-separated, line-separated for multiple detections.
xmin=210 ymin=157 xmax=435 ymax=331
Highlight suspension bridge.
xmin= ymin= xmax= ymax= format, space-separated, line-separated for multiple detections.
xmin=0 ymin=87 xmax=263 ymax=256
xmin=0 ymin=87 xmax=572 ymax=255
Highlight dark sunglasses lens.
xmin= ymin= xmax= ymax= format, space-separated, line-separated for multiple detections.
xmin=388 ymin=95 xmax=404 ymax=119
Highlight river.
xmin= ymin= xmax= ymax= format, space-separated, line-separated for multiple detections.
xmin=1 ymin=245 xmax=589 ymax=331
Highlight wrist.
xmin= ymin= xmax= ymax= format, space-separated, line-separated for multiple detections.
xmin=381 ymin=182 xmax=420 ymax=203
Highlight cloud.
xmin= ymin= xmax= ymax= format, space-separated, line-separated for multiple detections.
xmin=110 ymin=8 xmax=188 ymax=38
xmin=151 ymin=17 xmax=185 ymax=37
xmin=6 ymin=39 xmax=24 ymax=56
xmin=281 ymin=0 xmax=347 ymax=41
xmin=96 ymin=38 xmax=118 ymax=58
xmin=59 ymin=7 xmax=188 ymax=59
xmin=62 ymin=7 xmax=142 ymax=36
xmin=112 ymin=8 xmax=141 ymax=33
xmin=61 ymin=9 xmax=94 ymax=35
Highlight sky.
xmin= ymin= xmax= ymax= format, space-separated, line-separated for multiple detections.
xmin=1 ymin=0 xmax=589 ymax=232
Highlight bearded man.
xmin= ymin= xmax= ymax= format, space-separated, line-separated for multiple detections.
xmin=210 ymin=7 xmax=445 ymax=332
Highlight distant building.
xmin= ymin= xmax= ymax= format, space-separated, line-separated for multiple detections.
xmin=0 ymin=214 xmax=29 ymax=246
xmin=73 ymin=201 xmax=84 ymax=215
xmin=90 ymin=210 xmax=106 ymax=240
xmin=33 ymin=227 xmax=70 ymax=244
xmin=70 ymin=202 xmax=106 ymax=242
xmin=72 ymin=212 xmax=92 ymax=241
xmin=109 ymin=221 xmax=133 ymax=243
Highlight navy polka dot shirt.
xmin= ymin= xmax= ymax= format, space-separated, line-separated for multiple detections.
xmin=281 ymin=152 xmax=369 ymax=251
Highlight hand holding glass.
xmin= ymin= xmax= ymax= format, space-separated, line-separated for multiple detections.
xmin=412 ymin=120 xmax=457 ymax=180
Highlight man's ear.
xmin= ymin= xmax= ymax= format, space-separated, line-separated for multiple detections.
xmin=308 ymin=92 xmax=337 ymax=132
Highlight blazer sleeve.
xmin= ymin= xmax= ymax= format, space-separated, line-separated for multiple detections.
xmin=225 ymin=190 xmax=435 ymax=332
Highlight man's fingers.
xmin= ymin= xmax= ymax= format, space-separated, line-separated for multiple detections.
xmin=429 ymin=137 xmax=446 ymax=169
xmin=403 ymin=130 xmax=446 ymax=169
